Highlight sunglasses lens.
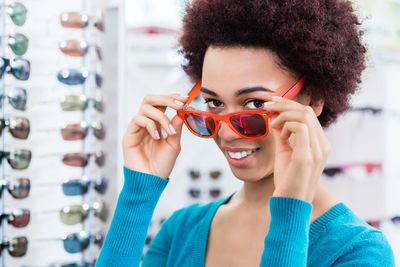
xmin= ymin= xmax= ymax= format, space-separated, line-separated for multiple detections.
xmin=62 ymin=153 xmax=89 ymax=167
xmin=93 ymin=123 xmax=106 ymax=140
xmin=94 ymin=100 xmax=104 ymax=112
xmin=10 ymin=58 xmax=30 ymax=80
xmin=9 ymin=117 xmax=30 ymax=139
xmin=10 ymin=209 xmax=30 ymax=228
xmin=94 ymin=177 xmax=108 ymax=194
xmin=60 ymin=12 xmax=89 ymax=29
xmin=9 ymin=178 xmax=30 ymax=199
xmin=9 ymin=236 xmax=28 ymax=257
xmin=9 ymin=149 xmax=31 ymax=169
xmin=95 ymin=152 xmax=106 ymax=166
xmin=95 ymin=74 xmax=103 ymax=88
xmin=323 ymin=167 xmax=343 ymax=177
xmin=61 ymin=123 xmax=88 ymax=140
xmin=9 ymin=87 xmax=27 ymax=110
xmin=59 ymin=40 xmax=88 ymax=57
xmin=64 ymin=232 xmax=90 ymax=254
xmin=210 ymin=170 xmax=221 ymax=180
xmin=210 ymin=188 xmax=221 ymax=198
xmin=60 ymin=95 xmax=88 ymax=111
xmin=62 ymin=179 xmax=89 ymax=196
xmin=230 ymin=113 xmax=267 ymax=137
xmin=57 ymin=69 xmax=89 ymax=86
xmin=93 ymin=201 xmax=108 ymax=222
xmin=60 ymin=204 xmax=88 ymax=225
xmin=189 ymin=188 xmax=200 ymax=198
xmin=185 ymin=113 xmax=216 ymax=137
xmin=0 ymin=57 xmax=7 ymax=78
xmin=8 ymin=33 xmax=28 ymax=56
xmin=8 ymin=2 xmax=27 ymax=26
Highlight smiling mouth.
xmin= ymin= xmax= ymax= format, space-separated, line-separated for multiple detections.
xmin=226 ymin=148 xmax=260 ymax=160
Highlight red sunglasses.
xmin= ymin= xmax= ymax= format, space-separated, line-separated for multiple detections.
xmin=177 ymin=77 xmax=306 ymax=139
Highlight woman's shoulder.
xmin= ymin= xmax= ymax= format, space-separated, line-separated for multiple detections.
xmin=309 ymin=202 xmax=395 ymax=266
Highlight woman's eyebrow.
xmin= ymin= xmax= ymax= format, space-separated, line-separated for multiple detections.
xmin=200 ymin=86 xmax=274 ymax=97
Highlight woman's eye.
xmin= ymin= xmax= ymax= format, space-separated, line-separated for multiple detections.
xmin=204 ymin=99 xmax=224 ymax=108
xmin=245 ymin=99 xmax=266 ymax=109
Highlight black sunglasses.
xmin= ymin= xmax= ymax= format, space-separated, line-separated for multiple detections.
xmin=0 ymin=57 xmax=30 ymax=80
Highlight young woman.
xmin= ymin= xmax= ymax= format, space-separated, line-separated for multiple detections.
xmin=96 ymin=0 xmax=395 ymax=266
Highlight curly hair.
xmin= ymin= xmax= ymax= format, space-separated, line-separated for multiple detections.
xmin=178 ymin=0 xmax=367 ymax=128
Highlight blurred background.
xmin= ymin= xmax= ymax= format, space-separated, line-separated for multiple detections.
xmin=0 ymin=0 xmax=399 ymax=266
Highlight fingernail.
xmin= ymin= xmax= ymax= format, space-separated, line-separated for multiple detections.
xmin=264 ymin=101 xmax=275 ymax=106
xmin=169 ymin=124 xmax=177 ymax=135
xmin=175 ymin=100 xmax=184 ymax=106
xmin=180 ymin=94 xmax=190 ymax=98
xmin=154 ymin=130 xmax=160 ymax=139
xmin=271 ymin=96 xmax=283 ymax=101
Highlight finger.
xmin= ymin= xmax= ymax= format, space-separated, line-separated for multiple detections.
xmin=271 ymin=108 xmax=323 ymax=159
xmin=165 ymin=114 xmax=184 ymax=148
xmin=264 ymin=97 xmax=305 ymax=113
xmin=142 ymin=94 xmax=188 ymax=111
xmin=129 ymin=114 xmax=161 ymax=140
xmin=279 ymin=121 xmax=311 ymax=159
xmin=141 ymin=104 xmax=177 ymax=136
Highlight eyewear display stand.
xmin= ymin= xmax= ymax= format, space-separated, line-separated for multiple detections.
xmin=82 ymin=0 xmax=96 ymax=265
xmin=0 ymin=0 xmax=5 ymax=265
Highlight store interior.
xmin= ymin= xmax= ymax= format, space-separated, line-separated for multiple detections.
xmin=0 ymin=0 xmax=399 ymax=266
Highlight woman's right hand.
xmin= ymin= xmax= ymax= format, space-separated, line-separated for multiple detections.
xmin=122 ymin=93 xmax=189 ymax=180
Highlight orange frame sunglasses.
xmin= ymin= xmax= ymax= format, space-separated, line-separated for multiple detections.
xmin=177 ymin=77 xmax=306 ymax=139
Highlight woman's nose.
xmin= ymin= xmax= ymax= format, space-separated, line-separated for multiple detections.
xmin=217 ymin=121 xmax=241 ymax=140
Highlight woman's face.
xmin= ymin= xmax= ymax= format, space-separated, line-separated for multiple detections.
xmin=201 ymin=46 xmax=307 ymax=182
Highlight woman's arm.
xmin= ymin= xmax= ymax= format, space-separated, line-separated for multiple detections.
xmin=260 ymin=196 xmax=312 ymax=266
xmin=95 ymin=167 xmax=169 ymax=267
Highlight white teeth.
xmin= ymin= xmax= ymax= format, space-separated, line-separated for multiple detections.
xmin=228 ymin=149 xmax=257 ymax=160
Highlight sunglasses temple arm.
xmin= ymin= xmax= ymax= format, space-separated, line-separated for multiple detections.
xmin=183 ymin=79 xmax=202 ymax=109
xmin=281 ymin=77 xmax=306 ymax=99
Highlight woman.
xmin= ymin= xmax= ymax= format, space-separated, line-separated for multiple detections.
xmin=96 ymin=0 xmax=395 ymax=266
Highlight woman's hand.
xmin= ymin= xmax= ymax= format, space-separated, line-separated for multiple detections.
xmin=122 ymin=93 xmax=189 ymax=180
xmin=264 ymin=96 xmax=331 ymax=203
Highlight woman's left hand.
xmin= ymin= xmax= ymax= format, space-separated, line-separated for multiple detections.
xmin=264 ymin=96 xmax=331 ymax=203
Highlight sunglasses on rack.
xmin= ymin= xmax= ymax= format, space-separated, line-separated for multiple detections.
xmin=189 ymin=169 xmax=222 ymax=180
xmin=61 ymin=121 xmax=105 ymax=141
xmin=323 ymin=162 xmax=382 ymax=177
xmin=0 ymin=116 xmax=30 ymax=139
xmin=60 ymin=94 xmax=104 ymax=112
xmin=60 ymin=11 xmax=105 ymax=32
xmin=0 ymin=33 xmax=28 ymax=55
xmin=59 ymin=40 xmax=102 ymax=60
xmin=0 ymin=2 xmax=27 ymax=26
xmin=0 ymin=177 xmax=30 ymax=199
xmin=59 ymin=201 xmax=107 ymax=225
xmin=0 ymin=149 xmax=31 ymax=169
xmin=0 ymin=236 xmax=28 ymax=257
xmin=177 ymin=77 xmax=305 ymax=139
xmin=189 ymin=188 xmax=221 ymax=199
xmin=0 ymin=208 xmax=30 ymax=228
xmin=0 ymin=87 xmax=27 ymax=111
xmin=57 ymin=68 xmax=103 ymax=88
xmin=0 ymin=57 xmax=30 ymax=80
xmin=62 ymin=151 xmax=106 ymax=167
xmin=62 ymin=176 xmax=108 ymax=196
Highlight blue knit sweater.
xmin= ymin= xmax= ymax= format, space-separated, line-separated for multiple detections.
xmin=95 ymin=167 xmax=395 ymax=267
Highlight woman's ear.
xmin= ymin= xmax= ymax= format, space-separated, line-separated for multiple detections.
xmin=310 ymin=99 xmax=324 ymax=117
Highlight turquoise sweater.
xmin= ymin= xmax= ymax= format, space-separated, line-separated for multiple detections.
xmin=95 ymin=167 xmax=395 ymax=266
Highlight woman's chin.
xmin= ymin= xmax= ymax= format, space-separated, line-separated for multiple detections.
xmin=230 ymin=167 xmax=273 ymax=183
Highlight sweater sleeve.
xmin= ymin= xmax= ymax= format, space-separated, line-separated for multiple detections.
xmin=95 ymin=166 xmax=169 ymax=267
xmin=260 ymin=196 xmax=313 ymax=267
xmin=331 ymin=230 xmax=395 ymax=267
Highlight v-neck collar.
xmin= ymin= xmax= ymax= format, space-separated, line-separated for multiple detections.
xmin=194 ymin=191 xmax=349 ymax=267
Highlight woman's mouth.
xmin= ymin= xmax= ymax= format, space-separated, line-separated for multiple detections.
xmin=225 ymin=148 xmax=260 ymax=167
